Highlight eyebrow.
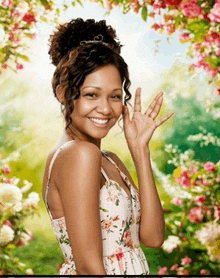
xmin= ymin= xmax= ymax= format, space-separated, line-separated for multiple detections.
xmin=81 ymin=86 xmax=123 ymax=92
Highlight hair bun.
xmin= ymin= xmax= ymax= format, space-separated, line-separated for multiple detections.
xmin=48 ymin=18 xmax=122 ymax=66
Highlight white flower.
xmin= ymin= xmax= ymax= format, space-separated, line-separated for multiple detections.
xmin=195 ymin=223 xmax=220 ymax=245
xmin=0 ymin=25 xmax=9 ymax=48
xmin=10 ymin=201 xmax=22 ymax=213
xmin=0 ymin=225 xmax=14 ymax=245
xmin=0 ymin=184 xmax=22 ymax=205
xmin=162 ymin=235 xmax=181 ymax=253
xmin=20 ymin=180 xmax=33 ymax=193
xmin=23 ymin=192 xmax=40 ymax=207
xmin=17 ymin=1 xmax=29 ymax=14
xmin=10 ymin=177 xmax=20 ymax=186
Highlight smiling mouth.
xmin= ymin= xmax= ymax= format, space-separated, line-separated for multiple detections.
xmin=89 ymin=117 xmax=110 ymax=126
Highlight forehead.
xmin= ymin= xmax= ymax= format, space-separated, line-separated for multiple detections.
xmin=81 ymin=64 xmax=122 ymax=89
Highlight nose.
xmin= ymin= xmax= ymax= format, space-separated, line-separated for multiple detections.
xmin=96 ymin=98 xmax=112 ymax=115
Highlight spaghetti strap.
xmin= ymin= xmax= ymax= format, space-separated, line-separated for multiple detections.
xmin=44 ymin=140 xmax=75 ymax=221
xmin=101 ymin=151 xmax=128 ymax=181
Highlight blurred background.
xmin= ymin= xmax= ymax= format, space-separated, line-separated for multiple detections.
xmin=1 ymin=0 xmax=220 ymax=274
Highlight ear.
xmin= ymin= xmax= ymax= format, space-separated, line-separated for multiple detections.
xmin=56 ymin=85 xmax=64 ymax=104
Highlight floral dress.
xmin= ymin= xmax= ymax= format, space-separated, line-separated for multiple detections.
xmin=44 ymin=140 xmax=150 ymax=275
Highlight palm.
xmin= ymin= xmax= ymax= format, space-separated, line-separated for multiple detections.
xmin=122 ymin=88 xmax=174 ymax=148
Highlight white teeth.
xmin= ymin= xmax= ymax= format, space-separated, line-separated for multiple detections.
xmin=90 ymin=118 xmax=109 ymax=124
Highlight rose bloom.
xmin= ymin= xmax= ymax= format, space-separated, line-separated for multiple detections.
xmin=188 ymin=207 xmax=204 ymax=224
xmin=158 ymin=266 xmax=167 ymax=275
xmin=177 ymin=267 xmax=190 ymax=275
xmin=172 ymin=197 xmax=183 ymax=206
xmin=194 ymin=195 xmax=206 ymax=205
xmin=181 ymin=255 xmax=192 ymax=265
xmin=200 ymin=269 xmax=210 ymax=275
xmin=170 ymin=263 xmax=179 ymax=271
xmin=204 ymin=161 xmax=215 ymax=173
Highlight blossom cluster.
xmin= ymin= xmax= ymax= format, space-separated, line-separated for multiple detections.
xmin=155 ymin=141 xmax=220 ymax=275
xmin=0 ymin=0 xmax=54 ymax=74
xmin=0 ymin=150 xmax=39 ymax=275
xmin=99 ymin=0 xmax=220 ymax=95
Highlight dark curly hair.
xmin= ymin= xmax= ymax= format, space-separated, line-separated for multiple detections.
xmin=48 ymin=18 xmax=133 ymax=132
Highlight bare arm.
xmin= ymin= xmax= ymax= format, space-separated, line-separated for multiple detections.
xmin=54 ymin=141 xmax=107 ymax=275
xmin=107 ymin=150 xmax=165 ymax=248
xmin=129 ymin=146 xmax=165 ymax=248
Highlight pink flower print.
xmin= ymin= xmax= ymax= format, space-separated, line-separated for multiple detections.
xmin=122 ymin=230 xmax=133 ymax=247
xmin=158 ymin=266 xmax=168 ymax=275
xmin=194 ymin=195 xmax=206 ymax=205
xmin=170 ymin=263 xmax=179 ymax=271
xmin=101 ymin=220 xmax=113 ymax=230
xmin=172 ymin=197 xmax=183 ymax=206
xmin=2 ymin=164 xmax=11 ymax=174
xmin=188 ymin=207 xmax=204 ymax=224
xmin=181 ymin=255 xmax=192 ymax=265
xmin=122 ymin=220 xmax=126 ymax=228
xmin=107 ymin=191 xmax=117 ymax=202
xmin=204 ymin=162 xmax=215 ymax=173
xmin=112 ymin=215 xmax=119 ymax=221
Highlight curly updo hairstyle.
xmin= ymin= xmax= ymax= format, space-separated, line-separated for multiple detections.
xmin=48 ymin=18 xmax=132 ymax=132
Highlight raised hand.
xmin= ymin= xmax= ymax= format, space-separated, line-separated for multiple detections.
xmin=122 ymin=88 xmax=174 ymax=149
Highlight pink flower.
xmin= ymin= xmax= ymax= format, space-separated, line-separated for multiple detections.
xmin=164 ymin=23 xmax=176 ymax=34
xmin=202 ymin=177 xmax=209 ymax=186
xmin=170 ymin=263 xmax=179 ymax=271
xmin=217 ymin=86 xmax=220 ymax=96
xmin=180 ymin=171 xmax=191 ymax=188
xmin=194 ymin=195 xmax=206 ymax=205
xmin=2 ymin=62 xmax=8 ymax=69
xmin=204 ymin=161 xmax=215 ymax=173
xmin=208 ymin=1 xmax=220 ymax=22
xmin=189 ymin=161 xmax=198 ymax=175
xmin=200 ymin=269 xmax=210 ymax=275
xmin=177 ymin=268 xmax=190 ymax=275
xmin=2 ymin=164 xmax=11 ymax=174
xmin=216 ymin=175 xmax=220 ymax=182
xmin=31 ymin=33 xmax=36 ymax=39
xmin=158 ymin=266 xmax=168 ymax=275
xmin=16 ymin=63 xmax=23 ymax=70
xmin=3 ymin=220 xmax=12 ymax=227
xmin=181 ymin=255 xmax=192 ymax=265
xmin=179 ymin=32 xmax=191 ymax=42
xmin=172 ymin=197 xmax=183 ymax=206
xmin=179 ymin=0 xmax=203 ymax=19
xmin=188 ymin=207 xmax=204 ymax=224
xmin=2 ymin=0 xmax=13 ymax=8
xmin=2 ymin=177 xmax=11 ymax=183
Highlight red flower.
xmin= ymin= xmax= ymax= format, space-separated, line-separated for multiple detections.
xmin=22 ymin=13 xmax=36 ymax=25
xmin=164 ymin=0 xmax=182 ymax=6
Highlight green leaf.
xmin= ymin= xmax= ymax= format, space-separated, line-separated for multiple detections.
xmin=17 ymin=54 xmax=30 ymax=62
xmin=175 ymin=14 xmax=181 ymax=29
xmin=39 ymin=0 xmax=49 ymax=7
xmin=76 ymin=0 xmax=83 ymax=6
xmin=56 ymin=8 xmax=60 ymax=16
xmin=141 ymin=6 xmax=148 ymax=22
xmin=71 ymin=1 xmax=75 ymax=6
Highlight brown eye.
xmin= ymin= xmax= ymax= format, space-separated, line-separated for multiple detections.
xmin=85 ymin=93 xmax=96 ymax=98
xmin=112 ymin=95 xmax=122 ymax=99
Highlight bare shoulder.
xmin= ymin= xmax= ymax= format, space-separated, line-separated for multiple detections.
xmin=53 ymin=141 xmax=102 ymax=186
xmin=104 ymin=150 xmax=139 ymax=191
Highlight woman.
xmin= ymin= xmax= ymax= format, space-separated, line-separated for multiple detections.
xmin=42 ymin=18 xmax=174 ymax=276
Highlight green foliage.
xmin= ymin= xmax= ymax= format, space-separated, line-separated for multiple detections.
xmin=141 ymin=6 xmax=148 ymax=22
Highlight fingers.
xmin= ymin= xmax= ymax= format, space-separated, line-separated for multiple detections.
xmin=134 ymin=88 xmax=142 ymax=113
xmin=145 ymin=91 xmax=163 ymax=117
xmin=155 ymin=112 xmax=174 ymax=127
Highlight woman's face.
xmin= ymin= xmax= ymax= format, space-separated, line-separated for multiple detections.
xmin=71 ymin=64 xmax=123 ymax=141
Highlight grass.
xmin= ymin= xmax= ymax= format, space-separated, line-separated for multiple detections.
xmin=10 ymin=211 xmax=164 ymax=275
